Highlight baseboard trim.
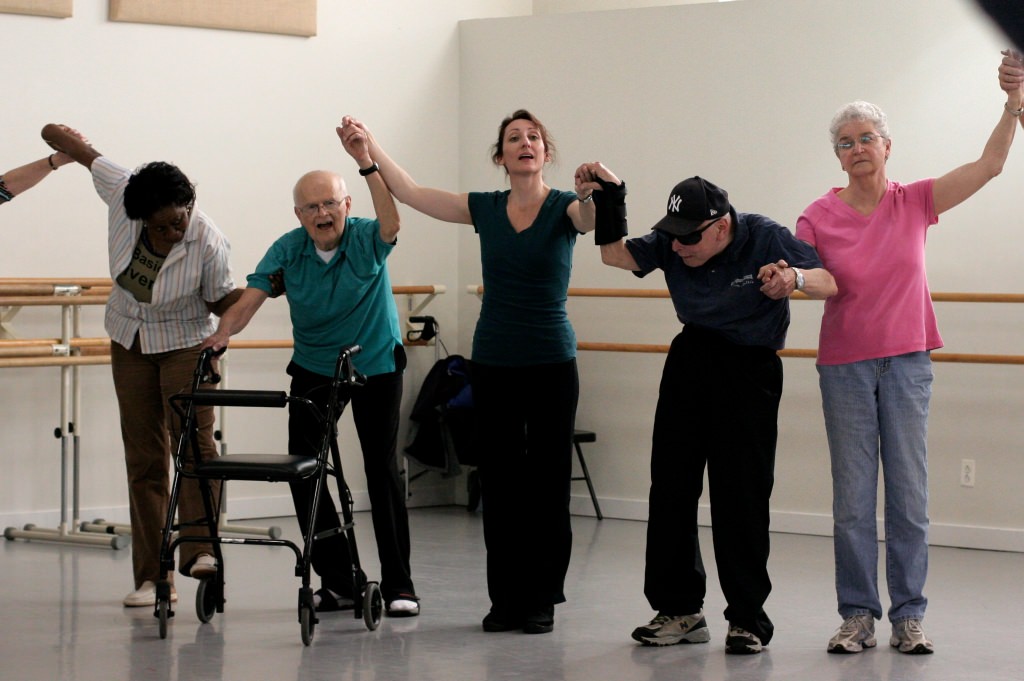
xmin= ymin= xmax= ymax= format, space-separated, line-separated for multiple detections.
xmin=6 ymin=496 xmax=1022 ymax=554
xmin=567 ymin=495 xmax=1024 ymax=553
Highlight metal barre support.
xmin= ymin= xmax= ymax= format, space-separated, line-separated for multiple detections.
xmin=1 ymin=281 xmax=447 ymax=546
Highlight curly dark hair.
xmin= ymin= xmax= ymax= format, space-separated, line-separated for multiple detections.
xmin=490 ymin=109 xmax=556 ymax=169
xmin=123 ymin=162 xmax=196 ymax=220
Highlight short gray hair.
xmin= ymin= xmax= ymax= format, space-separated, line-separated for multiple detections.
xmin=829 ymin=100 xmax=890 ymax=150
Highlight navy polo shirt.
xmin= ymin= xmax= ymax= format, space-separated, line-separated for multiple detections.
xmin=626 ymin=211 xmax=823 ymax=350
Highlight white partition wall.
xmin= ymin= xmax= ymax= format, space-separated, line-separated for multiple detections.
xmin=2 ymin=0 xmax=1023 ymax=551
xmin=456 ymin=0 xmax=1024 ymax=548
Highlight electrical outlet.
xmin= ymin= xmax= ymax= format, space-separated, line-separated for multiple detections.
xmin=960 ymin=459 xmax=976 ymax=488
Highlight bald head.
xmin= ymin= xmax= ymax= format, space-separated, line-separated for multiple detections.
xmin=293 ymin=170 xmax=347 ymax=207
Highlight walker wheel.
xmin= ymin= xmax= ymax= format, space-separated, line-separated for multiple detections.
xmin=363 ymin=582 xmax=383 ymax=631
xmin=196 ymin=578 xmax=218 ymax=623
xmin=300 ymin=604 xmax=316 ymax=646
xmin=158 ymin=600 xmax=170 ymax=639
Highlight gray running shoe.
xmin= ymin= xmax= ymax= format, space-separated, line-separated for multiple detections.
xmin=890 ymin=619 xmax=934 ymax=654
xmin=725 ymin=625 xmax=764 ymax=654
xmin=631 ymin=611 xmax=711 ymax=646
xmin=827 ymin=614 xmax=877 ymax=654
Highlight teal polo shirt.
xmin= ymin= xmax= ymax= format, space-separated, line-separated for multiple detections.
xmin=247 ymin=217 xmax=401 ymax=377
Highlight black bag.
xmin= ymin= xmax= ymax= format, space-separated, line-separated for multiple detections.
xmin=405 ymin=355 xmax=478 ymax=474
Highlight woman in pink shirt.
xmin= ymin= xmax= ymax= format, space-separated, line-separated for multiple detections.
xmin=796 ymin=56 xmax=1023 ymax=657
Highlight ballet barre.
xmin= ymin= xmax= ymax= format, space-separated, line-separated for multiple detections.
xmin=466 ymin=285 xmax=1024 ymax=365
xmin=1 ymin=279 xmax=446 ymax=548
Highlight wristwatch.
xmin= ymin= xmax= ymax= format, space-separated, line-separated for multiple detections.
xmin=358 ymin=162 xmax=380 ymax=176
xmin=793 ymin=268 xmax=805 ymax=291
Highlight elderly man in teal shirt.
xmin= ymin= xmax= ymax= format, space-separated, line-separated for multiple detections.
xmin=203 ymin=120 xmax=418 ymax=617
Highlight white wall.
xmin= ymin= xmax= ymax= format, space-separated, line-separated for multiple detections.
xmin=458 ymin=0 xmax=1024 ymax=551
xmin=3 ymin=0 xmax=1024 ymax=552
xmin=0 ymin=0 xmax=531 ymax=530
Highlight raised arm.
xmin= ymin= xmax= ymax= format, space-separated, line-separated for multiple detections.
xmin=41 ymin=124 xmax=100 ymax=170
xmin=999 ymin=49 xmax=1024 ymax=131
xmin=599 ymin=241 xmax=641 ymax=271
xmin=1 ymin=149 xmax=76 ymax=200
xmin=200 ymin=287 xmax=269 ymax=352
xmin=340 ymin=116 xmax=471 ymax=225
xmin=932 ymin=53 xmax=1023 ymax=215
xmin=337 ymin=117 xmax=400 ymax=243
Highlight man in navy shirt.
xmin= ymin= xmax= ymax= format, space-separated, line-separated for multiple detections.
xmin=597 ymin=176 xmax=836 ymax=654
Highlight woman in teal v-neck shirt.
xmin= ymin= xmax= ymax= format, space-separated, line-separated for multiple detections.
xmin=344 ymin=111 xmax=621 ymax=635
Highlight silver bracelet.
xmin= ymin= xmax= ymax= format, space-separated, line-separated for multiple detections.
xmin=1005 ymin=101 xmax=1024 ymax=117
xmin=578 ymin=193 xmax=593 ymax=204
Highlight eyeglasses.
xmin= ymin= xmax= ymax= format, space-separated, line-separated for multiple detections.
xmin=835 ymin=133 xmax=885 ymax=152
xmin=673 ymin=217 xmax=721 ymax=246
xmin=298 ymin=198 xmax=345 ymax=217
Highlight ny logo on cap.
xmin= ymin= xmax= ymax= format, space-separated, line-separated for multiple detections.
xmin=668 ymin=194 xmax=682 ymax=213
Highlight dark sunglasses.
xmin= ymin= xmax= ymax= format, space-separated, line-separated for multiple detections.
xmin=672 ymin=217 xmax=721 ymax=246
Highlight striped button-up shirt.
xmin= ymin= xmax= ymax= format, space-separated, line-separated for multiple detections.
xmin=93 ymin=157 xmax=235 ymax=353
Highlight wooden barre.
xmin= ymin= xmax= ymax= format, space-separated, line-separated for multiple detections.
xmin=2 ymin=343 xmax=1019 ymax=368
xmin=0 ymin=277 xmax=113 ymax=289
xmin=577 ymin=341 xmax=1024 ymax=364
xmin=1 ymin=278 xmax=444 ymax=291
xmin=468 ymin=285 xmax=1024 ymax=304
xmin=0 ymin=336 xmax=427 ymax=360
xmin=0 ymin=296 xmax=110 ymax=307
xmin=0 ymin=355 xmax=112 ymax=369
xmin=0 ymin=284 xmax=443 ymax=307
xmin=0 ymin=346 xmax=110 ymax=359
xmin=0 ymin=338 xmax=110 ymax=349
xmin=225 ymin=338 xmax=431 ymax=350
xmin=0 ymin=285 xmax=112 ymax=297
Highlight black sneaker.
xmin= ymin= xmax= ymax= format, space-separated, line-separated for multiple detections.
xmin=482 ymin=606 xmax=525 ymax=632
xmin=725 ymin=625 xmax=763 ymax=654
xmin=523 ymin=606 xmax=554 ymax=635
xmin=313 ymin=588 xmax=355 ymax=613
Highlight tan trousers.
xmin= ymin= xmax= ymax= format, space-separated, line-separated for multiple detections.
xmin=110 ymin=337 xmax=220 ymax=588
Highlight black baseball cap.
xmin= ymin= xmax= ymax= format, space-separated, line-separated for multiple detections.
xmin=652 ymin=176 xmax=731 ymax=237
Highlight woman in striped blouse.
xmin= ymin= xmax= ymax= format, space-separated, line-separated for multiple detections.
xmin=42 ymin=124 xmax=241 ymax=608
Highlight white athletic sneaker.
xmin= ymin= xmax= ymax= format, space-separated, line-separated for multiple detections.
xmin=123 ymin=580 xmax=178 ymax=607
xmin=890 ymin=619 xmax=934 ymax=654
xmin=631 ymin=611 xmax=711 ymax=646
xmin=190 ymin=554 xmax=218 ymax=579
xmin=827 ymin=614 xmax=877 ymax=654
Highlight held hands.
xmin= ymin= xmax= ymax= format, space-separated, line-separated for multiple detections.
xmin=574 ymin=162 xmax=622 ymax=199
xmin=337 ymin=115 xmax=373 ymax=166
xmin=41 ymin=124 xmax=92 ymax=166
xmin=758 ymin=259 xmax=797 ymax=300
xmin=999 ymin=49 xmax=1024 ymax=101
xmin=41 ymin=124 xmax=88 ymax=153
xmin=577 ymin=162 xmax=628 ymax=245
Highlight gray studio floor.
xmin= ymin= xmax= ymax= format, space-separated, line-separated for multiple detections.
xmin=2 ymin=506 xmax=1023 ymax=681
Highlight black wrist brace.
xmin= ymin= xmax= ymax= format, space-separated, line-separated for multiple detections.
xmin=592 ymin=179 xmax=627 ymax=245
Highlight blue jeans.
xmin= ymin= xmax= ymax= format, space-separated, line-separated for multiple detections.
xmin=818 ymin=352 xmax=932 ymax=623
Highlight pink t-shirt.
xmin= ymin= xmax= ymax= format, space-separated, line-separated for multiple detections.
xmin=795 ymin=178 xmax=942 ymax=365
